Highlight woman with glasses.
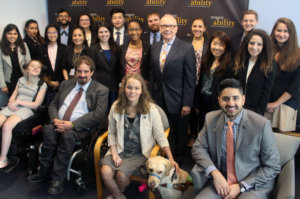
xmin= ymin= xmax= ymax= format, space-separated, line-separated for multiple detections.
xmin=120 ymin=20 xmax=150 ymax=82
xmin=77 ymin=13 xmax=96 ymax=47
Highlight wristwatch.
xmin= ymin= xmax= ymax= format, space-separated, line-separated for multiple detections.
xmin=239 ymin=183 xmax=246 ymax=193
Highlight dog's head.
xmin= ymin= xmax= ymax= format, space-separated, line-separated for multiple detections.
xmin=145 ymin=156 xmax=173 ymax=188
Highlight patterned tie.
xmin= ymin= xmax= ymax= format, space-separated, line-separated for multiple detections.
xmin=159 ymin=43 xmax=167 ymax=72
xmin=116 ymin=31 xmax=121 ymax=46
xmin=152 ymin=32 xmax=157 ymax=44
xmin=226 ymin=121 xmax=238 ymax=185
xmin=62 ymin=88 xmax=83 ymax=121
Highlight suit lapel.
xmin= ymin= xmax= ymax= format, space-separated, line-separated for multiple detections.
xmin=236 ymin=111 xmax=248 ymax=151
xmin=2 ymin=53 xmax=12 ymax=69
xmin=215 ymin=113 xmax=225 ymax=168
xmin=164 ymin=37 xmax=178 ymax=69
xmin=153 ymin=41 xmax=163 ymax=71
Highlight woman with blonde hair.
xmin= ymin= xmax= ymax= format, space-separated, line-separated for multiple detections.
xmin=101 ymin=73 xmax=178 ymax=199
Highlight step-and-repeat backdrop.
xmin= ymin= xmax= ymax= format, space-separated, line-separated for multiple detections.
xmin=48 ymin=0 xmax=249 ymax=39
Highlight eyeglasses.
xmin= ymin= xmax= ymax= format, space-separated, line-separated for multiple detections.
xmin=47 ymin=32 xmax=58 ymax=35
xmin=160 ymin=24 xmax=177 ymax=29
xmin=128 ymin=28 xmax=141 ymax=33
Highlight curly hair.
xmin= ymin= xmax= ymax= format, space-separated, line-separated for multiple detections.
xmin=114 ymin=74 xmax=153 ymax=114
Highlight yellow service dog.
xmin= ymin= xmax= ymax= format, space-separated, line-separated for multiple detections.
xmin=146 ymin=156 xmax=191 ymax=199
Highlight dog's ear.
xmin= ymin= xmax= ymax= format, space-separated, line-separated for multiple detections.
xmin=164 ymin=158 xmax=173 ymax=176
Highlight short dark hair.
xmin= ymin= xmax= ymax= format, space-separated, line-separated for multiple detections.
xmin=147 ymin=12 xmax=160 ymax=20
xmin=110 ymin=8 xmax=125 ymax=18
xmin=74 ymin=55 xmax=95 ymax=72
xmin=128 ymin=19 xmax=142 ymax=29
xmin=218 ymin=78 xmax=244 ymax=96
xmin=57 ymin=8 xmax=70 ymax=16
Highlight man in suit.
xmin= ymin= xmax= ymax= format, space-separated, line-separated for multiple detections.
xmin=231 ymin=10 xmax=258 ymax=57
xmin=27 ymin=56 xmax=109 ymax=195
xmin=149 ymin=14 xmax=196 ymax=161
xmin=56 ymin=9 xmax=72 ymax=46
xmin=141 ymin=12 xmax=162 ymax=45
xmin=192 ymin=78 xmax=280 ymax=199
xmin=110 ymin=8 xmax=129 ymax=46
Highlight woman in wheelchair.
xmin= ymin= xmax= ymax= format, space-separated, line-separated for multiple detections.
xmin=101 ymin=73 xmax=179 ymax=199
xmin=0 ymin=60 xmax=47 ymax=169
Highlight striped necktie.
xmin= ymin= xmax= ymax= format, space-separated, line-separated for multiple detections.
xmin=226 ymin=121 xmax=238 ymax=185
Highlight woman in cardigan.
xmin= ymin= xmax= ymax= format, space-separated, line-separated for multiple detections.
xmin=0 ymin=24 xmax=31 ymax=98
xmin=90 ymin=23 xmax=120 ymax=112
xmin=120 ymin=20 xmax=150 ymax=82
xmin=62 ymin=27 xmax=91 ymax=80
xmin=101 ymin=74 xmax=178 ymax=199
xmin=234 ymin=29 xmax=276 ymax=115
xmin=266 ymin=18 xmax=300 ymax=131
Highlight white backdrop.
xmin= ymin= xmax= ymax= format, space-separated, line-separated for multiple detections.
xmin=0 ymin=0 xmax=298 ymax=43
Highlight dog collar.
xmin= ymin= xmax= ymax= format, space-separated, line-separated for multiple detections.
xmin=149 ymin=173 xmax=161 ymax=180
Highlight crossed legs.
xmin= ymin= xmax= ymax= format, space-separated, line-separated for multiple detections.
xmin=101 ymin=165 xmax=129 ymax=199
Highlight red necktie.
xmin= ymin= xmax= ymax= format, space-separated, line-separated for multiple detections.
xmin=62 ymin=88 xmax=83 ymax=121
xmin=226 ymin=121 xmax=238 ymax=185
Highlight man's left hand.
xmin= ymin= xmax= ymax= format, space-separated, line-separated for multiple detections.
xmin=181 ymin=106 xmax=191 ymax=117
xmin=55 ymin=121 xmax=73 ymax=133
xmin=224 ymin=184 xmax=241 ymax=199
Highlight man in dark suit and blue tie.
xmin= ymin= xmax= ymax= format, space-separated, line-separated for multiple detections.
xmin=27 ymin=56 xmax=109 ymax=195
xmin=110 ymin=8 xmax=129 ymax=46
xmin=149 ymin=14 xmax=196 ymax=162
xmin=141 ymin=12 xmax=162 ymax=45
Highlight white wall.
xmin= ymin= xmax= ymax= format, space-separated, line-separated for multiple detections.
xmin=249 ymin=0 xmax=300 ymax=44
xmin=0 ymin=0 xmax=48 ymax=38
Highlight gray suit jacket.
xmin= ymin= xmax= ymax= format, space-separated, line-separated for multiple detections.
xmin=149 ymin=37 xmax=196 ymax=114
xmin=192 ymin=109 xmax=281 ymax=198
xmin=0 ymin=44 xmax=31 ymax=88
xmin=48 ymin=79 xmax=109 ymax=132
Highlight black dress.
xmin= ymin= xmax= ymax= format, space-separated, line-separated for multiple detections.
xmin=24 ymin=35 xmax=42 ymax=60
xmin=7 ymin=49 xmax=23 ymax=95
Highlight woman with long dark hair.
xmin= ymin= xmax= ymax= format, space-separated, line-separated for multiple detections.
xmin=23 ymin=19 xmax=45 ymax=59
xmin=77 ymin=13 xmax=96 ymax=47
xmin=266 ymin=18 xmax=300 ymax=131
xmin=90 ymin=23 xmax=120 ymax=111
xmin=234 ymin=29 xmax=276 ymax=115
xmin=0 ymin=24 xmax=31 ymax=98
xmin=195 ymin=31 xmax=232 ymax=130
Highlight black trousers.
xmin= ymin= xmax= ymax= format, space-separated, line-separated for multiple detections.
xmin=39 ymin=124 xmax=89 ymax=182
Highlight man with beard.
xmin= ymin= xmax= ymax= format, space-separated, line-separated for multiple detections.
xmin=27 ymin=56 xmax=108 ymax=195
xmin=141 ymin=12 xmax=162 ymax=45
xmin=192 ymin=78 xmax=280 ymax=199
xmin=56 ymin=9 xmax=72 ymax=46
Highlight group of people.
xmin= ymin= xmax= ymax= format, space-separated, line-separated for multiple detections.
xmin=0 ymin=7 xmax=298 ymax=199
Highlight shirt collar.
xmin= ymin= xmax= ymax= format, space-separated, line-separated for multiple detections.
xmin=114 ymin=26 xmax=125 ymax=34
xmin=60 ymin=26 xmax=69 ymax=34
xmin=163 ymin=36 xmax=176 ymax=45
xmin=75 ymin=79 xmax=92 ymax=92
xmin=224 ymin=109 xmax=244 ymax=125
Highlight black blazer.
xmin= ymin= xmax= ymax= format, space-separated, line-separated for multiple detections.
xmin=149 ymin=37 xmax=196 ymax=114
xmin=90 ymin=43 xmax=121 ymax=92
xmin=59 ymin=25 xmax=73 ymax=46
xmin=236 ymin=59 xmax=277 ymax=115
xmin=112 ymin=28 xmax=130 ymax=46
xmin=141 ymin=31 xmax=163 ymax=45
xmin=39 ymin=43 xmax=66 ymax=83
xmin=120 ymin=40 xmax=151 ymax=81
xmin=61 ymin=45 xmax=91 ymax=73
xmin=23 ymin=35 xmax=42 ymax=60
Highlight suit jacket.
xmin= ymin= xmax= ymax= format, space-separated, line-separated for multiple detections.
xmin=112 ymin=28 xmax=130 ymax=46
xmin=192 ymin=109 xmax=281 ymax=199
xmin=23 ymin=34 xmax=42 ymax=60
xmin=141 ymin=31 xmax=163 ymax=45
xmin=90 ymin=43 xmax=120 ymax=92
xmin=107 ymin=102 xmax=169 ymax=158
xmin=40 ymin=43 xmax=66 ymax=83
xmin=235 ymin=60 xmax=277 ymax=115
xmin=48 ymin=79 xmax=109 ymax=132
xmin=0 ymin=43 xmax=31 ymax=88
xmin=149 ymin=37 xmax=196 ymax=113
xmin=61 ymin=45 xmax=91 ymax=72
xmin=59 ymin=25 xmax=73 ymax=46
xmin=120 ymin=40 xmax=151 ymax=80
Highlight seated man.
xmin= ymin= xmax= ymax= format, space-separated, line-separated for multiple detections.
xmin=27 ymin=56 xmax=108 ymax=195
xmin=192 ymin=78 xmax=280 ymax=199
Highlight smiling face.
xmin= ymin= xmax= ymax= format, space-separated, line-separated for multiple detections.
xmin=79 ymin=15 xmax=91 ymax=29
xmin=6 ymin=29 xmax=18 ymax=45
xmin=191 ymin=19 xmax=206 ymax=39
xmin=26 ymin=23 xmax=38 ymax=38
xmin=111 ymin=12 xmax=125 ymax=30
xmin=248 ymin=35 xmax=263 ymax=60
xmin=242 ymin=14 xmax=258 ymax=32
xmin=125 ymin=78 xmax=142 ymax=105
xmin=160 ymin=15 xmax=178 ymax=43
xmin=27 ymin=60 xmax=42 ymax=76
xmin=274 ymin=22 xmax=290 ymax=46
xmin=218 ymin=87 xmax=245 ymax=120
xmin=47 ymin=27 xmax=58 ymax=43
xmin=72 ymin=28 xmax=85 ymax=46
xmin=57 ymin=11 xmax=71 ymax=26
xmin=147 ymin=14 xmax=160 ymax=32
xmin=128 ymin=22 xmax=142 ymax=42
xmin=210 ymin=37 xmax=226 ymax=59
xmin=98 ymin=26 xmax=111 ymax=42
xmin=76 ymin=62 xmax=93 ymax=85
